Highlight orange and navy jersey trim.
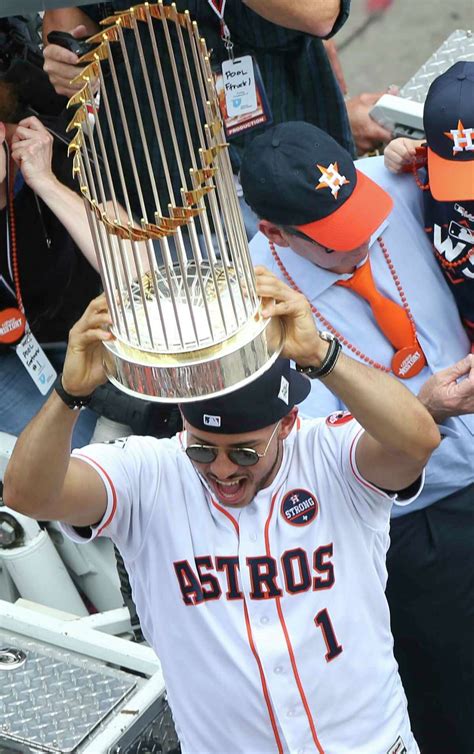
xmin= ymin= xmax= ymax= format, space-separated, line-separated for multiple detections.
xmin=348 ymin=429 xmax=389 ymax=498
xmin=73 ymin=452 xmax=118 ymax=534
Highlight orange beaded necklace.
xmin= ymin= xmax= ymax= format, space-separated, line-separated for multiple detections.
xmin=269 ymin=237 xmax=427 ymax=379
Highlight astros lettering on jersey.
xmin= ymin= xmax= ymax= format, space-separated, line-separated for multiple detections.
xmin=63 ymin=416 xmax=421 ymax=754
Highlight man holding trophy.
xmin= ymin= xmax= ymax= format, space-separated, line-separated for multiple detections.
xmin=5 ymin=266 xmax=439 ymax=754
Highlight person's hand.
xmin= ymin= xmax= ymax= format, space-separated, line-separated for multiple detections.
xmin=43 ymin=25 xmax=88 ymax=98
xmin=62 ymin=294 xmax=114 ymax=397
xmin=384 ymin=137 xmax=424 ymax=173
xmin=346 ymin=92 xmax=394 ymax=154
xmin=255 ymin=266 xmax=327 ymax=366
xmin=417 ymin=354 xmax=474 ymax=423
xmin=10 ymin=117 xmax=55 ymax=193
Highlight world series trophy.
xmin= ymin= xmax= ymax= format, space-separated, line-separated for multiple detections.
xmin=66 ymin=2 xmax=283 ymax=402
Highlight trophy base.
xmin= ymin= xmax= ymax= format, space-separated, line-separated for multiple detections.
xmin=102 ymin=314 xmax=284 ymax=402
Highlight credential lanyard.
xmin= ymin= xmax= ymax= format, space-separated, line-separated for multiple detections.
xmin=206 ymin=0 xmax=234 ymax=59
xmin=2 ymin=149 xmax=56 ymax=393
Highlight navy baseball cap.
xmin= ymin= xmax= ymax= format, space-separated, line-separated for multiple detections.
xmin=180 ymin=358 xmax=311 ymax=434
xmin=423 ymin=61 xmax=474 ymax=201
xmin=240 ymin=121 xmax=393 ymax=251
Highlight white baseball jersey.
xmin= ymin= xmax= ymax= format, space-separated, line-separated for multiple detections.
xmin=62 ymin=415 xmax=421 ymax=754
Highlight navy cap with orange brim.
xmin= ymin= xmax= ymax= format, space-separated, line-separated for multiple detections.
xmin=423 ymin=61 xmax=474 ymax=202
xmin=296 ymin=168 xmax=393 ymax=251
xmin=240 ymin=121 xmax=393 ymax=252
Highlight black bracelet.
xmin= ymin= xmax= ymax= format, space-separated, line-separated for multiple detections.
xmin=296 ymin=333 xmax=342 ymax=379
xmin=53 ymin=373 xmax=94 ymax=411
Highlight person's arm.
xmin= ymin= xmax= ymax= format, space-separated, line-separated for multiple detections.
xmin=255 ymin=267 xmax=441 ymax=492
xmin=319 ymin=353 xmax=437 ymax=492
xmin=323 ymin=40 xmax=395 ymax=154
xmin=345 ymin=93 xmax=394 ymax=155
xmin=11 ymin=117 xmax=99 ymax=269
xmin=42 ymin=7 xmax=99 ymax=41
xmin=11 ymin=116 xmax=150 ymax=274
xmin=3 ymin=295 xmax=114 ymax=525
xmin=42 ymin=8 xmax=100 ymax=98
xmin=417 ymin=355 xmax=474 ymax=423
xmin=242 ymin=0 xmax=341 ymax=38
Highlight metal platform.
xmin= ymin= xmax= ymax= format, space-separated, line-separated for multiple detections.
xmin=370 ymin=29 xmax=474 ymax=137
xmin=0 ymin=630 xmax=135 ymax=753
xmin=399 ymin=28 xmax=474 ymax=102
xmin=0 ymin=602 xmax=181 ymax=754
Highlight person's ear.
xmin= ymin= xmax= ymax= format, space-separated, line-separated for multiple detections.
xmin=279 ymin=407 xmax=298 ymax=439
xmin=258 ymin=219 xmax=290 ymax=247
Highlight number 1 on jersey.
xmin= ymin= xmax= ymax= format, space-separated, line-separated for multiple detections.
xmin=314 ymin=608 xmax=343 ymax=662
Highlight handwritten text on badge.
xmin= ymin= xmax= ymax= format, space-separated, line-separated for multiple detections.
xmin=16 ymin=330 xmax=57 ymax=395
xmin=221 ymin=56 xmax=257 ymax=118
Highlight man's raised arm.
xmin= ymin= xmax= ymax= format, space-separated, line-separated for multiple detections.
xmin=255 ymin=267 xmax=441 ymax=492
xmin=242 ymin=0 xmax=343 ymax=38
xmin=3 ymin=295 xmax=113 ymax=526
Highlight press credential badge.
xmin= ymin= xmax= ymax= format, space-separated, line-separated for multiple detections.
xmin=16 ymin=328 xmax=57 ymax=395
xmin=221 ymin=56 xmax=257 ymax=118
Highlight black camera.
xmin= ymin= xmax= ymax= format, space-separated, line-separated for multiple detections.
xmin=46 ymin=30 xmax=97 ymax=59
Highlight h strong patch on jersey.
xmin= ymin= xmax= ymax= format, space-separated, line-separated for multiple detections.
xmin=280 ymin=488 xmax=318 ymax=526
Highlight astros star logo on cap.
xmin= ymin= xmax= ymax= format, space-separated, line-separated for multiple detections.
xmin=316 ymin=162 xmax=350 ymax=199
xmin=444 ymin=120 xmax=474 ymax=155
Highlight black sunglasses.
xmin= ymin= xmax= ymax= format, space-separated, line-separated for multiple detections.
xmin=185 ymin=421 xmax=281 ymax=467
xmin=281 ymin=225 xmax=335 ymax=253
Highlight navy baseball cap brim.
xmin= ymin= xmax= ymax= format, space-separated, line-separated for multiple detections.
xmin=180 ymin=358 xmax=311 ymax=434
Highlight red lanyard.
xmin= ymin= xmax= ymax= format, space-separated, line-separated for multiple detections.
xmin=206 ymin=0 xmax=234 ymax=57
xmin=207 ymin=0 xmax=227 ymax=19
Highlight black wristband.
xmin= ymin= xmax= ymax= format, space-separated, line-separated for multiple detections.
xmin=54 ymin=373 xmax=94 ymax=411
xmin=296 ymin=332 xmax=342 ymax=379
